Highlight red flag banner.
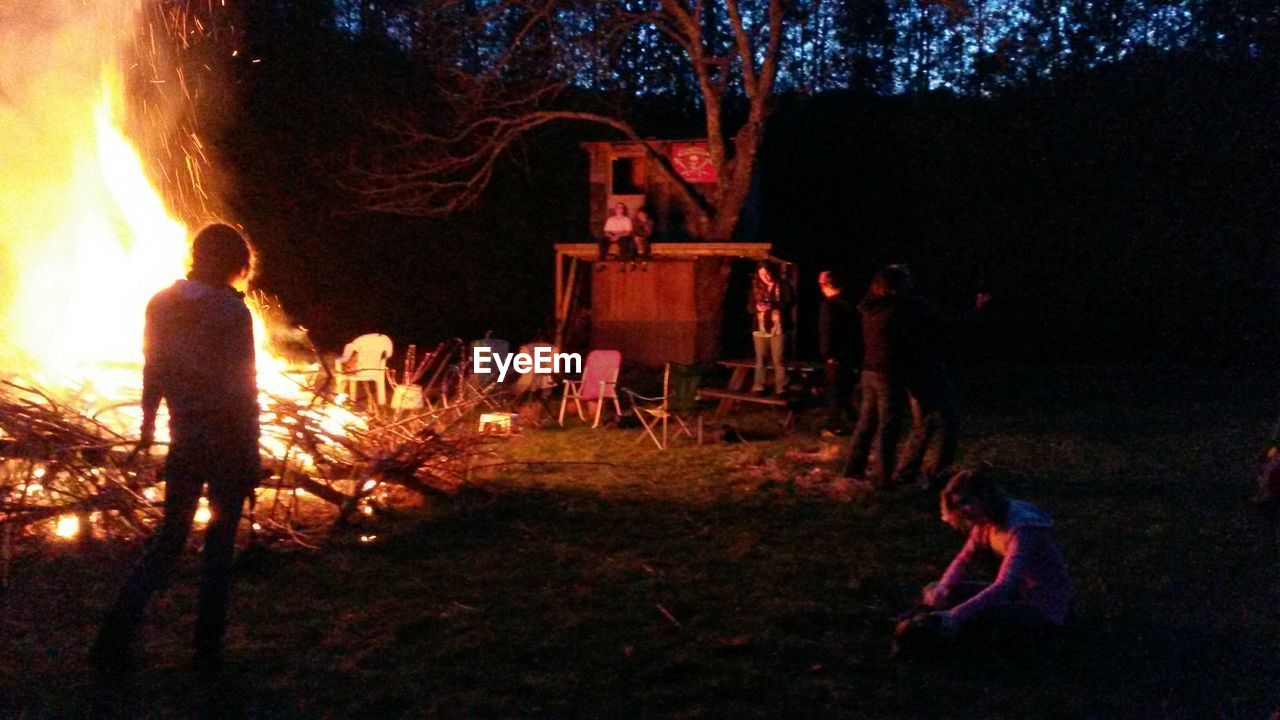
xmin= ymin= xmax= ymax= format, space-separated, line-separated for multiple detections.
xmin=671 ymin=142 xmax=716 ymax=183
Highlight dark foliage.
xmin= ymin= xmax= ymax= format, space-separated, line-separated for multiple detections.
xmin=765 ymin=52 xmax=1280 ymax=363
xmin=203 ymin=1 xmax=1276 ymax=363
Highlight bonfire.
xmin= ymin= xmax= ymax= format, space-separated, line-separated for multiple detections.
xmin=0 ymin=1 xmax=498 ymax=576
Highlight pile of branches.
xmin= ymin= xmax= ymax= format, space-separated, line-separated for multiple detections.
xmin=0 ymin=375 xmax=506 ymax=564
xmin=255 ymin=383 xmax=503 ymax=545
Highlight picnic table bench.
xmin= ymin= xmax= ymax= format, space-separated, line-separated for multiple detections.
xmin=697 ymin=359 xmax=825 ymax=429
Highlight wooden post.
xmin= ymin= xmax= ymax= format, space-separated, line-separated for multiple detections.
xmin=555 ymin=257 xmax=580 ymax=350
xmin=786 ymin=262 xmax=799 ymax=360
xmin=554 ymin=251 xmax=564 ymax=330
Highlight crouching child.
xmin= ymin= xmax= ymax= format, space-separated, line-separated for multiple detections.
xmin=895 ymin=469 xmax=1074 ymax=654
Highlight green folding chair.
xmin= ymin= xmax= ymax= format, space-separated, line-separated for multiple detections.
xmin=625 ymin=363 xmax=702 ymax=450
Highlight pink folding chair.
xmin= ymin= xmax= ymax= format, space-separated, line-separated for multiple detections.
xmin=558 ymin=349 xmax=623 ymax=428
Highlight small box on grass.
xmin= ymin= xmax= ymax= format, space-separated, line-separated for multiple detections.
xmin=478 ymin=412 xmax=517 ymax=434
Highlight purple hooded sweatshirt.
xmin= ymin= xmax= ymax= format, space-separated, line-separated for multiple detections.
xmin=938 ymin=500 xmax=1075 ymax=624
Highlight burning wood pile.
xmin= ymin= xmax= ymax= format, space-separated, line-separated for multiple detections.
xmin=0 ymin=372 xmax=504 ymax=566
xmin=0 ymin=3 xmax=514 ymax=572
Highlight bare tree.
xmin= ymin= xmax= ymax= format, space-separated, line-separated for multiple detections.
xmin=350 ymin=0 xmax=784 ymax=241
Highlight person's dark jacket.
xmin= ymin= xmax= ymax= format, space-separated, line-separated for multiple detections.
xmin=858 ymin=295 xmax=911 ymax=374
xmin=747 ymin=276 xmax=796 ymax=331
xmin=633 ymin=216 xmax=654 ymax=242
xmin=819 ymin=292 xmax=858 ymax=362
xmin=143 ymin=279 xmax=259 ymax=444
xmin=860 ymin=291 xmax=979 ymax=381
xmin=896 ymin=294 xmax=977 ymax=364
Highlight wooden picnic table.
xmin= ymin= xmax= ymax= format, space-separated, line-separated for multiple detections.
xmin=696 ymin=359 xmax=825 ymax=428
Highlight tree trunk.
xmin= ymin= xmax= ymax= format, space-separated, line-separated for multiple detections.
xmin=706 ymin=119 xmax=763 ymax=241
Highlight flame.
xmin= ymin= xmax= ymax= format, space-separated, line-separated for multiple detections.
xmin=1 ymin=68 xmax=263 ymax=383
xmin=0 ymin=3 xmax=257 ymax=385
xmin=54 ymin=515 xmax=81 ymax=539
xmin=0 ymin=3 xmax=369 ymax=542
xmin=0 ymin=64 xmax=295 ymax=423
xmin=0 ymin=27 xmax=321 ymax=400
xmin=194 ymin=498 xmax=211 ymax=525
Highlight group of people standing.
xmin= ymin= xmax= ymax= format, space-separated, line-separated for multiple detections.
xmin=749 ymin=261 xmax=1071 ymax=649
xmin=836 ymin=264 xmax=988 ymax=489
xmin=813 ymin=265 xmax=1074 ymax=648
xmin=749 ymin=260 xmax=987 ymax=491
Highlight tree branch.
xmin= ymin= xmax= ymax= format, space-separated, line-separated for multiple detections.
xmin=350 ymin=109 xmax=713 ymax=219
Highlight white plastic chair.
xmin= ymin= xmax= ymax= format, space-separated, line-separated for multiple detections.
xmin=558 ymin=349 xmax=623 ymax=428
xmin=335 ymin=333 xmax=393 ymax=406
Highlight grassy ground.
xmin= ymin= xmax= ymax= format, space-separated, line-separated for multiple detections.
xmin=2 ymin=364 xmax=1278 ymax=718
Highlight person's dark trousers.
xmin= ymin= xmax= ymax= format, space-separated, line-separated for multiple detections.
xmin=92 ymin=440 xmax=252 ymax=669
xmin=597 ymin=237 xmax=615 ymax=261
xmin=842 ymin=370 xmax=906 ymax=485
xmin=823 ymin=358 xmax=856 ymax=430
xmin=896 ymin=368 xmax=960 ymax=486
xmin=923 ymin=581 xmax=1057 ymax=641
xmin=618 ymin=236 xmax=637 ymax=261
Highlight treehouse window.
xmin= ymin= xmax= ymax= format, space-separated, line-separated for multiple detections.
xmin=611 ymin=156 xmax=645 ymax=195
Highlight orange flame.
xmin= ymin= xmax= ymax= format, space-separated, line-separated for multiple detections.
xmin=0 ymin=4 xmax=373 ymax=544
xmin=3 ymin=71 xmax=187 ymax=381
xmin=0 ymin=4 xmax=363 ymax=450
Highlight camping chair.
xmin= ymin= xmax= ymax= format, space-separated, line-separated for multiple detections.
xmin=335 ymin=333 xmax=393 ymax=406
xmin=558 ymin=349 xmax=623 ymax=428
xmin=625 ymin=363 xmax=703 ymax=450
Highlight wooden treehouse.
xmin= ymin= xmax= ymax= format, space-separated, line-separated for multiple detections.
xmin=554 ymin=140 xmax=794 ymax=366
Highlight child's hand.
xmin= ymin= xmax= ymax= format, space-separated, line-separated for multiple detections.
xmin=891 ymin=611 xmax=956 ymax=657
xmin=128 ymin=423 xmax=155 ymax=463
xmin=931 ymin=612 xmax=959 ymax=639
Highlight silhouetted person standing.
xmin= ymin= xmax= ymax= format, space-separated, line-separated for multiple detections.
xmin=842 ymin=266 xmax=913 ymax=486
xmin=92 ymin=223 xmax=260 ymax=675
xmin=818 ymin=270 xmax=857 ymax=434
xmin=894 ymin=286 xmax=989 ymax=488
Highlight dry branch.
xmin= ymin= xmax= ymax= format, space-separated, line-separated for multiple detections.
xmin=0 ymin=372 xmax=507 ymax=551
xmin=346 ymin=0 xmax=786 ymax=241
